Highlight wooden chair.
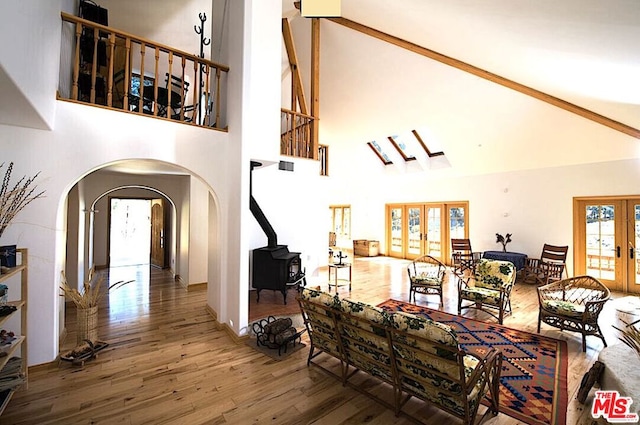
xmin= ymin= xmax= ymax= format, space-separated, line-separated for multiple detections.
xmin=458 ymin=258 xmax=516 ymax=324
xmin=522 ymin=244 xmax=568 ymax=285
xmin=406 ymin=255 xmax=446 ymax=305
xmin=537 ymin=275 xmax=610 ymax=352
xmin=450 ymin=238 xmax=481 ymax=276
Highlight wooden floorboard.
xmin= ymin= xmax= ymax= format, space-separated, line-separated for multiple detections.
xmin=1 ymin=257 xmax=630 ymax=424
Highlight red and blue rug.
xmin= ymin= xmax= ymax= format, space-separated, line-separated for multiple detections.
xmin=378 ymin=299 xmax=568 ymax=425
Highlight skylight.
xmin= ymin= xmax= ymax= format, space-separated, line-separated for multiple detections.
xmin=367 ymin=141 xmax=393 ymax=165
xmin=388 ymin=134 xmax=416 ymax=161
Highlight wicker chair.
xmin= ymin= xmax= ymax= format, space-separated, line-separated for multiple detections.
xmin=407 ymin=255 xmax=446 ymax=305
xmin=537 ymin=275 xmax=610 ymax=352
xmin=458 ymin=258 xmax=516 ymax=324
xmin=522 ymin=244 xmax=568 ymax=285
xmin=451 ymin=238 xmax=482 ymax=276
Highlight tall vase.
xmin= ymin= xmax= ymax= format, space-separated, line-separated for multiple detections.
xmin=76 ymin=306 xmax=98 ymax=345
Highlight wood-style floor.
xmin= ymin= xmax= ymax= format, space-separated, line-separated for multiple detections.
xmin=2 ymin=256 xmax=629 ymax=424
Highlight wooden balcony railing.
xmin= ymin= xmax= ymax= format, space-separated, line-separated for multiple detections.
xmin=281 ymin=108 xmax=315 ymax=159
xmin=59 ymin=12 xmax=228 ymax=130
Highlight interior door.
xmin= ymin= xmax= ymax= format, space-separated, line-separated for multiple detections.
xmin=150 ymin=199 xmax=166 ymax=268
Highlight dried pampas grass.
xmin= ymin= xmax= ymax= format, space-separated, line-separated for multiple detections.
xmin=60 ymin=267 xmax=133 ymax=309
xmin=0 ymin=162 xmax=45 ymax=238
xmin=613 ymin=317 xmax=640 ymax=359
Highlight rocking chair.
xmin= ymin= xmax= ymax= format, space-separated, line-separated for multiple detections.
xmin=522 ymin=244 xmax=568 ymax=285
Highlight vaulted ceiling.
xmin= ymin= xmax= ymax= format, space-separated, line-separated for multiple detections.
xmin=283 ymin=0 xmax=640 ymax=176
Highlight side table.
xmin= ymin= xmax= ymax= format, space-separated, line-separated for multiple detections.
xmin=482 ymin=251 xmax=528 ymax=271
xmin=328 ymin=263 xmax=352 ymax=292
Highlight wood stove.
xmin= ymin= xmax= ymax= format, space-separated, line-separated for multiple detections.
xmin=250 ymin=161 xmax=305 ymax=304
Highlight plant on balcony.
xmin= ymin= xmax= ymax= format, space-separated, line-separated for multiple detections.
xmin=0 ymin=162 xmax=45 ymax=239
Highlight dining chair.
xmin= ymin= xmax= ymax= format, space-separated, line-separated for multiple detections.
xmin=163 ymin=73 xmax=191 ymax=119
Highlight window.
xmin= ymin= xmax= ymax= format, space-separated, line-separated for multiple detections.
xmin=319 ymin=144 xmax=329 ymax=176
xmin=412 ymin=129 xmax=444 ymax=158
xmin=330 ymin=205 xmax=351 ymax=240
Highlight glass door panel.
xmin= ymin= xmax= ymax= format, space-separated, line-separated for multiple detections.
xmin=407 ymin=207 xmax=422 ymax=258
xmin=426 ymin=207 xmax=442 ymax=259
xmin=449 ymin=207 xmax=466 ymax=240
xmin=390 ymin=207 xmax=403 ymax=257
xmin=628 ymin=202 xmax=640 ymax=293
xmin=585 ymin=204 xmax=616 ymax=281
xmin=576 ymin=200 xmax=624 ymax=292
xmin=448 ymin=205 xmax=468 ymax=266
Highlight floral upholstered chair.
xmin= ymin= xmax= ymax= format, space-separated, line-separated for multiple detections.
xmin=390 ymin=311 xmax=501 ymax=423
xmin=457 ymin=259 xmax=516 ymax=324
xmin=407 ymin=255 xmax=447 ymax=306
xmin=537 ymin=275 xmax=610 ymax=352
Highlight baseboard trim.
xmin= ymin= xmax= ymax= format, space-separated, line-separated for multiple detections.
xmin=204 ymin=305 xmax=248 ymax=344
xmin=187 ymin=282 xmax=207 ymax=291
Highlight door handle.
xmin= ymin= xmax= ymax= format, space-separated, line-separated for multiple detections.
xmin=616 ymin=246 xmax=621 ymax=258
xmin=631 ymin=247 xmax=634 ymax=259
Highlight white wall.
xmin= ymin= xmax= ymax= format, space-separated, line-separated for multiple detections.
xmin=0 ymin=100 xmax=232 ymax=365
xmin=189 ymin=178 xmax=209 ymax=284
xmin=323 ymin=142 xmax=640 ymax=276
xmin=0 ymin=1 xmax=62 ymax=129
xmin=103 ymin=0 xmax=213 ymax=55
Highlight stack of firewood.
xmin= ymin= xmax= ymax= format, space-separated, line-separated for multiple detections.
xmin=255 ymin=317 xmax=296 ymax=349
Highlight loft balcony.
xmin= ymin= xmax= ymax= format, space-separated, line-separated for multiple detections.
xmin=58 ymin=12 xmax=228 ymax=130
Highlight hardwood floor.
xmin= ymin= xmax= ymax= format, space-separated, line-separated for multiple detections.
xmin=2 ymin=257 xmax=628 ymax=424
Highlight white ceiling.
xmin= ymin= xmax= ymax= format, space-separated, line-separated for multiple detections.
xmin=283 ymin=0 xmax=640 ymax=175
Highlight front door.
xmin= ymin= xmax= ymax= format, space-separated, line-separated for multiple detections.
xmin=150 ymin=199 xmax=166 ymax=268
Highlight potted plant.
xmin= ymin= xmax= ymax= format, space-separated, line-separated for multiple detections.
xmin=495 ymin=233 xmax=512 ymax=252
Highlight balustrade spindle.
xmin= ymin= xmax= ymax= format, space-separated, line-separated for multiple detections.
xmin=106 ymin=33 xmax=116 ymax=107
xmin=138 ymin=42 xmax=145 ymax=114
xmin=191 ymin=60 xmax=199 ymax=125
xmin=153 ymin=47 xmax=160 ymax=116
xmin=72 ymin=22 xmax=82 ymax=101
xmin=123 ymin=38 xmax=131 ymax=110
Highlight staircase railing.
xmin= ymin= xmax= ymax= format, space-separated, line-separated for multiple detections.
xmin=59 ymin=12 xmax=229 ymax=130
xmin=281 ymin=108 xmax=315 ymax=159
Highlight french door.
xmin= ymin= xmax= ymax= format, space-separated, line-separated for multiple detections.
xmin=574 ymin=197 xmax=640 ymax=293
xmin=386 ymin=202 xmax=468 ymax=261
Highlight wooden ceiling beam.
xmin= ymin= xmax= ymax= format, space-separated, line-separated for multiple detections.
xmin=310 ymin=18 xmax=320 ymax=158
xmin=326 ymin=17 xmax=640 ymax=139
xmin=282 ymin=18 xmax=308 ymax=115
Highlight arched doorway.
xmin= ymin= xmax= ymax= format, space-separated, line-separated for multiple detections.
xmin=61 ymin=159 xmax=222 ymax=350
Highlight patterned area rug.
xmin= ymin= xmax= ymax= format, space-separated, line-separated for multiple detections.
xmin=378 ymin=300 xmax=568 ymax=425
